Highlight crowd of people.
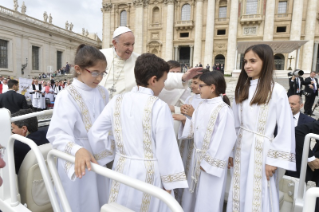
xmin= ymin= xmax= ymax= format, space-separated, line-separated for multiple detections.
xmin=0 ymin=26 xmax=318 ymax=212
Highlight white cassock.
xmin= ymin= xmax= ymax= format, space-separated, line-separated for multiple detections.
xmin=47 ymin=78 xmax=110 ymax=212
xmin=159 ymin=86 xmax=191 ymax=137
xmin=44 ymin=87 xmax=54 ymax=102
xmin=2 ymin=84 xmax=8 ymax=93
xmin=88 ymin=86 xmax=188 ymax=212
xmin=54 ymin=85 xmax=63 ymax=97
xmin=175 ymin=94 xmax=202 ymax=202
xmin=179 ymin=96 xmax=236 ymax=212
xmin=29 ymin=84 xmax=45 ymax=109
xmin=100 ymin=48 xmax=188 ymax=98
xmin=227 ymin=79 xmax=296 ymax=212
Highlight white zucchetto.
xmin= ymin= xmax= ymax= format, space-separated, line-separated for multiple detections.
xmin=112 ymin=26 xmax=132 ymax=38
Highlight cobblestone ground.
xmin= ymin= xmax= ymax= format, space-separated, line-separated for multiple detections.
xmin=225 ymin=76 xmax=319 ymax=120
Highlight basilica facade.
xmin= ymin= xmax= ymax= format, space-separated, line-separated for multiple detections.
xmin=102 ymin=0 xmax=319 ymax=74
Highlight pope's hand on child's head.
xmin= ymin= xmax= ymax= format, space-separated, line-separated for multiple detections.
xmin=75 ymin=148 xmax=97 ymax=179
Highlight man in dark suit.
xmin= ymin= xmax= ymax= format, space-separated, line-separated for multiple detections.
xmin=303 ymin=71 xmax=319 ymax=115
xmin=287 ymin=69 xmax=304 ymax=97
xmin=11 ymin=109 xmax=49 ymax=174
xmin=0 ymin=79 xmax=28 ymax=114
xmin=285 ymin=95 xmax=316 ymax=177
xmin=295 ymin=121 xmax=319 ymax=212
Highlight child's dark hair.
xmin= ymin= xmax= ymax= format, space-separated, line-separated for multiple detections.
xmin=199 ymin=71 xmax=230 ymax=106
xmin=167 ymin=60 xmax=181 ymax=69
xmin=135 ymin=53 xmax=169 ymax=87
xmin=235 ymin=44 xmax=274 ymax=105
xmin=73 ymin=44 xmax=107 ymax=77
xmin=193 ymin=69 xmax=210 ymax=79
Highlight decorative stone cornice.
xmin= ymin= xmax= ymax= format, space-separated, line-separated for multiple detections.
xmin=101 ymin=3 xmax=112 ymax=12
xmin=133 ymin=0 xmax=144 ymax=7
xmin=164 ymin=0 xmax=175 ymax=4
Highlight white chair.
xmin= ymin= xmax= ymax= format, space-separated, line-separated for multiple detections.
xmin=18 ymin=143 xmax=54 ymax=212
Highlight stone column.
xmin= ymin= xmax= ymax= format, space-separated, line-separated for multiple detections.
xmin=301 ymin=0 xmax=318 ymax=72
xmin=289 ymin=0 xmax=303 ymax=70
xmin=312 ymin=43 xmax=318 ymax=72
xmin=127 ymin=4 xmax=131 ymax=27
xmin=225 ymin=0 xmax=239 ymax=74
xmin=174 ymin=46 xmax=178 ymax=61
xmin=204 ymin=0 xmax=215 ymax=67
xmin=102 ymin=3 xmax=112 ymax=49
xmin=165 ymin=0 xmax=175 ymax=60
xmin=263 ymin=0 xmax=275 ymax=41
xmin=134 ymin=1 xmax=144 ymax=54
xmin=193 ymin=0 xmax=203 ymax=66
xmin=190 ymin=45 xmax=194 ymax=67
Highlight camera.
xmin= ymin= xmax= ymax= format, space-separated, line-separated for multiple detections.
xmin=288 ymin=69 xmax=304 ymax=77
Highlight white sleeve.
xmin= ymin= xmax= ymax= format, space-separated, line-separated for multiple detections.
xmin=164 ymin=73 xmax=188 ymax=90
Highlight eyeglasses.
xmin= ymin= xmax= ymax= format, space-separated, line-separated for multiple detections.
xmin=84 ymin=69 xmax=107 ymax=78
xmin=198 ymin=84 xmax=209 ymax=88
xmin=0 ymin=146 xmax=6 ymax=158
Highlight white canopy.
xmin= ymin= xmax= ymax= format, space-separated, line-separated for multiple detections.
xmin=236 ymin=40 xmax=308 ymax=54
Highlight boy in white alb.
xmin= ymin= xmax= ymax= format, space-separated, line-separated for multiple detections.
xmin=84 ymin=53 xmax=188 ymax=212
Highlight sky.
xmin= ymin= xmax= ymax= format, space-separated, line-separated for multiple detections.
xmin=1 ymin=0 xmax=103 ymax=38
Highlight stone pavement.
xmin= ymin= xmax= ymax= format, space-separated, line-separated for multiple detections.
xmin=225 ymin=76 xmax=319 ymax=120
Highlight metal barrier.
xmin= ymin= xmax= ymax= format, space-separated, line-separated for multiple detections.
xmin=303 ymin=187 xmax=319 ymax=212
xmin=47 ymin=149 xmax=184 ymax=212
xmin=294 ymin=133 xmax=319 ymax=212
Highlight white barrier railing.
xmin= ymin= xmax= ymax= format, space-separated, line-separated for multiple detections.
xmin=294 ymin=133 xmax=319 ymax=212
xmin=6 ymin=134 xmax=60 ymax=212
xmin=47 ymin=149 xmax=184 ymax=212
xmin=303 ymin=187 xmax=319 ymax=212
xmin=10 ymin=109 xmax=53 ymax=122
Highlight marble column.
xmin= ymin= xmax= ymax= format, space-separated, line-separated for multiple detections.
xmin=174 ymin=46 xmax=178 ymax=60
xmin=193 ymin=0 xmax=203 ymax=66
xmin=263 ymin=0 xmax=275 ymax=41
xmin=225 ymin=0 xmax=239 ymax=74
xmin=165 ymin=0 xmax=175 ymax=60
xmin=134 ymin=1 xmax=144 ymax=54
xmin=127 ymin=4 xmax=131 ymax=27
xmin=204 ymin=0 xmax=215 ymax=67
xmin=301 ymin=0 xmax=318 ymax=72
xmin=102 ymin=3 xmax=112 ymax=49
xmin=190 ymin=45 xmax=194 ymax=67
xmin=312 ymin=43 xmax=318 ymax=72
xmin=289 ymin=0 xmax=303 ymax=70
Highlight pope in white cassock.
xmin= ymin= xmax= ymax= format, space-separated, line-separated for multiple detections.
xmin=99 ymin=26 xmax=202 ymax=99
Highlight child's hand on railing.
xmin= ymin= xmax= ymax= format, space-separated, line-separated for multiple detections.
xmin=75 ymin=148 xmax=97 ymax=179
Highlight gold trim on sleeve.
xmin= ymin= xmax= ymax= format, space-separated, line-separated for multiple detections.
xmin=203 ymin=154 xmax=227 ymax=169
xmin=267 ymin=149 xmax=296 ymax=162
xmin=161 ymin=172 xmax=187 ymax=183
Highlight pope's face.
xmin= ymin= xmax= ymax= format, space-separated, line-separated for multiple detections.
xmin=113 ymin=32 xmax=135 ymax=60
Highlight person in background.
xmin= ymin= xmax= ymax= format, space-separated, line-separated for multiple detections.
xmin=303 ymin=71 xmax=319 ymax=116
xmin=0 ymin=79 xmax=28 ymax=114
xmin=2 ymin=78 xmax=8 ymax=93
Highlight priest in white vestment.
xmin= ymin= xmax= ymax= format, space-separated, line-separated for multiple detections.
xmin=88 ymin=85 xmax=188 ymax=211
xmin=179 ymin=97 xmax=237 ymax=212
xmin=29 ymin=79 xmax=45 ymax=110
xmin=99 ymin=26 xmax=202 ymax=99
xmin=47 ymin=78 xmax=110 ymax=212
xmin=227 ymin=79 xmax=296 ymax=212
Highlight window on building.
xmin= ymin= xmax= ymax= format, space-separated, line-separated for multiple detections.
xmin=180 ymin=33 xmax=189 ymax=37
xmin=57 ymin=51 xmax=62 ymax=70
xmin=181 ymin=4 xmax=191 ymax=21
xmin=276 ymin=26 xmax=286 ymax=33
xmin=246 ymin=0 xmax=258 ymax=15
xmin=32 ymin=46 xmax=40 ymax=70
xmin=217 ymin=29 xmax=226 ymax=35
xmin=219 ymin=6 xmax=227 ymax=18
xmin=120 ymin=10 xmax=127 ymax=26
xmin=152 ymin=7 xmax=160 ymax=23
xmin=278 ymin=1 xmax=287 ymax=14
xmin=0 ymin=39 xmax=8 ymax=68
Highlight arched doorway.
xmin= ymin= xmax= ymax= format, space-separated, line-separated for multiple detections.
xmin=274 ymin=54 xmax=285 ymax=70
xmin=214 ymin=54 xmax=225 ymax=66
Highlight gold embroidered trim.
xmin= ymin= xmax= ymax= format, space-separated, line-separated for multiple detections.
xmin=191 ymin=102 xmax=226 ymax=192
xmin=64 ymin=161 xmax=73 ymax=173
xmin=67 ymin=85 xmax=92 ymax=132
xmin=113 ymin=94 xmax=125 ymax=155
xmin=185 ymin=141 xmax=194 ymax=175
xmin=252 ymin=104 xmax=269 ymax=212
xmin=97 ymin=85 xmax=107 ymax=105
xmin=140 ymin=96 xmax=158 ymax=212
xmin=267 ymin=149 xmax=296 ymax=162
xmin=93 ymin=149 xmax=113 ymax=160
xmin=161 ymin=172 xmax=186 ymax=183
xmin=108 ymin=156 xmax=126 ymax=203
xmin=64 ymin=142 xmax=74 ymax=155
xmin=232 ymin=131 xmax=242 ymax=212
xmin=203 ymin=154 xmax=227 ymax=169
